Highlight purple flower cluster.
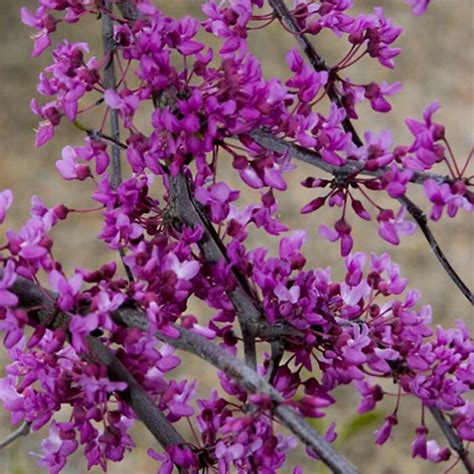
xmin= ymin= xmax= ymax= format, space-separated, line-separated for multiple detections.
xmin=0 ymin=0 xmax=471 ymax=473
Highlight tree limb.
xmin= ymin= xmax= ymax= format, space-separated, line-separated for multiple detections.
xmin=168 ymin=173 xmax=260 ymax=370
xmin=250 ymin=129 xmax=462 ymax=186
xmin=100 ymin=1 xmax=134 ymax=283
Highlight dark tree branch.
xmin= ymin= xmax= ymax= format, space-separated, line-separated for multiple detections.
xmin=168 ymin=173 xmax=260 ymax=370
xmin=429 ymin=407 xmax=473 ymax=473
xmin=85 ymin=338 xmax=185 ymax=450
xmin=268 ymin=0 xmax=473 ymax=306
xmin=4 ymin=271 xmax=359 ymax=474
xmin=100 ymin=0 xmax=134 ymax=283
xmin=101 ymin=1 xmax=122 ymax=190
xmin=250 ymin=130 xmax=462 ymax=186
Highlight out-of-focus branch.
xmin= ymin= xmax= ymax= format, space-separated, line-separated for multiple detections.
xmin=116 ymin=0 xmax=141 ymax=22
xmin=0 ymin=421 xmax=30 ymax=450
xmin=268 ymin=0 xmax=473 ymax=306
xmin=4 ymin=271 xmax=359 ymax=474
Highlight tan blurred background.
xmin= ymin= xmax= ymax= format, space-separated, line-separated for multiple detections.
xmin=0 ymin=1 xmax=472 ymax=473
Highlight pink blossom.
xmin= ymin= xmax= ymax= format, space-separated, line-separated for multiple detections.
xmin=0 ymin=190 xmax=13 ymax=225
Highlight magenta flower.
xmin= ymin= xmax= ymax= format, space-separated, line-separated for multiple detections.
xmin=411 ymin=425 xmax=428 ymax=458
xmin=0 ymin=189 xmax=13 ymax=225
xmin=377 ymin=207 xmax=416 ymax=245
xmin=34 ymin=120 xmax=55 ymax=147
xmin=0 ymin=378 xmax=26 ymax=425
xmin=195 ymin=182 xmax=240 ymax=223
xmin=164 ymin=253 xmax=200 ymax=280
xmin=374 ymin=414 xmax=398 ymax=445
xmin=319 ymin=218 xmax=353 ymax=256
xmin=364 ymin=81 xmax=402 ymax=113
xmin=426 ymin=440 xmax=450 ymax=463
xmin=0 ymin=261 xmax=19 ymax=307
xmin=38 ymin=421 xmax=79 ymax=474
xmin=405 ymin=102 xmax=445 ymax=165
xmin=342 ymin=324 xmax=371 ymax=365
xmin=20 ymin=6 xmax=57 ymax=57
xmin=68 ymin=313 xmax=99 ymax=353
xmin=424 ymin=179 xmax=472 ymax=220
xmin=384 ymin=165 xmax=413 ymax=199
xmin=56 ymin=146 xmax=91 ymax=181
xmin=104 ymin=89 xmax=140 ymax=128
xmin=48 ymin=270 xmax=83 ymax=312
xmin=406 ymin=0 xmax=431 ymax=16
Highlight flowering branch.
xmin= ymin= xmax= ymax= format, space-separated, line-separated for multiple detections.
xmin=3 ymin=270 xmax=359 ymax=474
xmin=168 ymin=173 xmax=260 ymax=369
xmin=2 ymin=1 xmax=472 ymax=472
xmin=251 ymin=130 xmax=473 ymax=304
xmin=250 ymin=129 xmax=467 ymax=187
xmin=267 ymin=0 xmax=472 ymax=305
xmin=0 ymin=270 xmax=186 ymax=462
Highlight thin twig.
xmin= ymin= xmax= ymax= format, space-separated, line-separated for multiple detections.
xmin=268 ymin=0 xmax=473 ymax=306
xmin=399 ymin=195 xmax=473 ymax=304
xmin=0 ymin=421 xmax=30 ymax=450
xmin=86 ymin=128 xmax=128 ymax=150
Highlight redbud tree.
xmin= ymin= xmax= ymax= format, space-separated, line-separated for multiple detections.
xmin=0 ymin=1 xmax=472 ymax=473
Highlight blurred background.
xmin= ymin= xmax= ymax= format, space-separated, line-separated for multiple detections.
xmin=0 ymin=1 xmax=472 ymax=473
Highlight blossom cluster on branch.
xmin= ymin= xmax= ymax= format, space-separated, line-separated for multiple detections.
xmin=0 ymin=1 xmax=472 ymax=473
